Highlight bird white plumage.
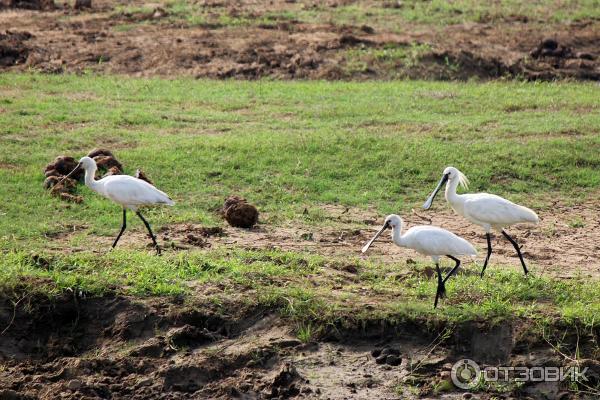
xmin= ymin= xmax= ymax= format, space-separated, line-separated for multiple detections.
xmin=461 ymin=193 xmax=538 ymax=231
xmin=96 ymin=175 xmax=174 ymax=210
xmin=362 ymin=214 xmax=477 ymax=308
xmin=400 ymin=225 xmax=477 ymax=262
xmin=77 ymin=157 xmax=174 ymax=211
xmin=423 ymin=166 xmax=538 ymax=276
xmin=57 ymin=156 xmax=174 ymax=254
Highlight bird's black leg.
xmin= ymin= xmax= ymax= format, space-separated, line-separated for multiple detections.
xmin=112 ymin=209 xmax=127 ymax=249
xmin=136 ymin=211 xmax=161 ymax=255
xmin=502 ymin=230 xmax=528 ymax=276
xmin=434 ymin=262 xmax=444 ymax=309
xmin=443 ymin=255 xmax=461 ymax=284
xmin=480 ymin=233 xmax=493 ymax=278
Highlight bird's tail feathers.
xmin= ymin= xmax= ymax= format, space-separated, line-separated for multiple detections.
xmin=518 ymin=205 xmax=539 ymax=225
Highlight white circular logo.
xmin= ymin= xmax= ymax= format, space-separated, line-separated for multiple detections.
xmin=451 ymin=359 xmax=481 ymax=389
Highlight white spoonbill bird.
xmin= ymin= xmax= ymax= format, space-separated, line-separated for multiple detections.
xmin=54 ymin=156 xmax=174 ymax=255
xmin=362 ymin=214 xmax=477 ymax=308
xmin=423 ymin=166 xmax=538 ymax=277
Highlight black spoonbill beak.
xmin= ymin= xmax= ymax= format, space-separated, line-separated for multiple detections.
xmin=51 ymin=162 xmax=82 ymax=193
xmin=361 ymin=221 xmax=390 ymax=253
xmin=423 ymin=173 xmax=449 ymax=210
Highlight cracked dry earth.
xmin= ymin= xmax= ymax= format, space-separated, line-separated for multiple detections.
xmin=1 ymin=294 xmax=599 ymax=399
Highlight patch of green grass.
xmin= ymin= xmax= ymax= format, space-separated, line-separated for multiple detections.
xmin=1 ymin=249 xmax=599 ymax=333
xmin=343 ymin=43 xmax=432 ymax=76
xmin=568 ymin=217 xmax=586 ymax=228
xmin=0 ymin=73 xmax=599 ymax=250
xmin=297 ymin=0 xmax=600 ymax=28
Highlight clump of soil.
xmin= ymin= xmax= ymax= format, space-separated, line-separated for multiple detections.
xmin=86 ymin=148 xmax=123 ymax=178
xmin=43 ymin=148 xmax=151 ymax=203
xmin=43 ymin=156 xmax=84 ymax=203
xmin=0 ymin=0 xmax=54 ymax=10
xmin=134 ymin=169 xmax=153 ymax=185
xmin=160 ymin=224 xmax=224 ymax=248
xmin=73 ymin=0 xmax=91 ymax=10
xmin=0 ymin=31 xmax=33 ymax=67
xmin=222 ymin=196 xmax=259 ymax=228
xmin=0 ymin=292 xmax=595 ymax=399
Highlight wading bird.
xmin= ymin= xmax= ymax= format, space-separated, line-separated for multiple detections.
xmin=54 ymin=156 xmax=174 ymax=254
xmin=362 ymin=214 xmax=477 ymax=308
xmin=423 ymin=167 xmax=538 ymax=277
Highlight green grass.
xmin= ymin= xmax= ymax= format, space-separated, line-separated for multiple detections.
xmin=0 ymin=73 xmax=599 ymax=332
xmin=1 ymin=249 xmax=599 ymax=331
xmin=110 ymin=0 xmax=600 ymax=31
xmin=1 ymin=73 xmax=599 ymax=248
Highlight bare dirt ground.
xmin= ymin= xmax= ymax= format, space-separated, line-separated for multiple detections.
xmin=1 ymin=0 xmax=599 ymax=80
xmin=51 ymin=196 xmax=600 ymax=279
xmin=1 ymin=292 xmax=598 ymax=399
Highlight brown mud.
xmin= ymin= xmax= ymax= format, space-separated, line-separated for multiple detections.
xmin=0 ymin=292 xmax=598 ymax=399
xmin=0 ymin=0 xmax=598 ymax=80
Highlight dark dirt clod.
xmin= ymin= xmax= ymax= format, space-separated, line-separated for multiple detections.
xmin=74 ymin=0 xmax=91 ymax=9
xmin=0 ymin=30 xmax=33 ymax=67
xmin=102 ymin=166 xmax=122 ymax=178
xmin=0 ymin=0 xmax=54 ymax=10
xmin=44 ymin=149 xmax=150 ymax=202
xmin=167 ymin=325 xmax=216 ymax=349
xmin=134 ymin=169 xmax=153 ymax=185
xmin=44 ymin=156 xmax=81 ymax=178
xmin=86 ymin=148 xmax=114 ymax=159
xmin=160 ymin=224 xmax=224 ymax=248
xmin=375 ymin=354 xmax=387 ymax=364
xmin=93 ymin=155 xmax=123 ymax=173
xmin=59 ymin=192 xmax=83 ymax=203
xmin=380 ymin=347 xmax=400 ymax=356
xmin=223 ymin=196 xmax=259 ymax=228
xmin=385 ymin=355 xmax=401 ymax=366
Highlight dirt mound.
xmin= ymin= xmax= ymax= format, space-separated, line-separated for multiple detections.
xmin=0 ymin=31 xmax=32 ymax=67
xmin=43 ymin=156 xmax=84 ymax=203
xmin=160 ymin=224 xmax=224 ymax=249
xmin=42 ymin=149 xmax=153 ymax=203
xmin=0 ymin=0 xmax=54 ymax=10
xmin=222 ymin=196 xmax=259 ymax=228
xmin=1 ymin=0 xmax=598 ymax=80
xmin=0 ymin=293 xmax=596 ymax=399
xmin=134 ymin=169 xmax=153 ymax=185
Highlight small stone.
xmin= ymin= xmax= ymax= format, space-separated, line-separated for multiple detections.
xmin=371 ymin=348 xmax=382 ymax=358
xmin=67 ymin=379 xmax=82 ymax=390
xmin=463 ymin=393 xmax=473 ymax=399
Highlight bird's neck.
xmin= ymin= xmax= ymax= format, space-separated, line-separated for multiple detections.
xmin=83 ymin=166 xmax=99 ymax=191
xmin=391 ymin=222 xmax=404 ymax=247
xmin=445 ymin=178 xmax=461 ymax=205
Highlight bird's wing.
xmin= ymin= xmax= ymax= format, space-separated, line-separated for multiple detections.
xmin=404 ymin=226 xmax=476 ymax=256
xmin=463 ymin=193 xmax=536 ymax=226
xmin=102 ymin=176 xmax=173 ymax=206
